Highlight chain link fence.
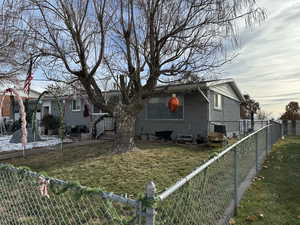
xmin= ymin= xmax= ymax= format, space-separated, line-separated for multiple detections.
xmin=208 ymin=120 xmax=269 ymax=138
xmin=0 ymin=123 xmax=282 ymax=225
xmin=0 ymin=166 xmax=140 ymax=225
xmin=155 ymin=123 xmax=282 ymax=225
xmin=282 ymin=120 xmax=300 ymax=136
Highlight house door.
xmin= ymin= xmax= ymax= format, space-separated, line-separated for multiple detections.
xmin=43 ymin=106 xmax=50 ymax=117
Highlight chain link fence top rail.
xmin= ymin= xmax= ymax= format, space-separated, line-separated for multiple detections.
xmin=0 ymin=165 xmax=140 ymax=225
xmin=155 ymin=124 xmax=282 ymax=225
xmin=208 ymin=120 xmax=269 ymax=139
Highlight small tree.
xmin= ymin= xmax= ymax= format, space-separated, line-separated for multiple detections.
xmin=41 ymin=114 xmax=60 ymax=134
xmin=241 ymin=94 xmax=260 ymax=130
xmin=280 ymin=101 xmax=300 ymax=120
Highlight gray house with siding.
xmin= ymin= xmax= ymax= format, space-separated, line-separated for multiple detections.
xmin=136 ymin=79 xmax=245 ymax=139
xmin=40 ymin=78 xmax=245 ymax=139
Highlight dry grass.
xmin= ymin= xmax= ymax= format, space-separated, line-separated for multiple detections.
xmin=3 ymin=140 xmax=226 ymax=197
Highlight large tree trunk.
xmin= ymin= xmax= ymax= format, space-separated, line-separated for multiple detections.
xmin=10 ymin=95 xmax=15 ymax=122
xmin=112 ymin=104 xmax=137 ymax=154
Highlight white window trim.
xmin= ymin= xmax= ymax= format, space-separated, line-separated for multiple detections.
xmin=213 ymin=93 xmax=222 ymax=110
xmin=145 ymin=95 xmax=185 ymax=121
xmin=72 ymin=99 xmax=81 ymax=112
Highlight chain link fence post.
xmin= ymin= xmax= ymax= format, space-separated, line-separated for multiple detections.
xmin=255 ymin=132 xmax=259 ymax=173
xmin=234 ymin=147 xmax=239 ymax=216
xmin=266 ymin=121 xmax=269 ymax=155
xmin=238 ymin=120 xmax=241 ymax=137
xmin=145 ymin=181 xmax=156 ymax=225
xmin=281 ymin=121 xmax=284 ymax=139
xmin=136 ymin=200 xmax=143 ymax=225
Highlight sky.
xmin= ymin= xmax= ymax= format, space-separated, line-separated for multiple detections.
xmin=31 ymin=0 xmax=300 ymax=118
xmin=222 ymin=0 xmax=300 ymax=118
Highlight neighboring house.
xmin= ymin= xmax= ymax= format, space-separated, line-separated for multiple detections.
xmin=40 ymin=78 xmax=245 ymax=139
xmin=40 ymin=92 xmax=118 ymax=135
xmin=0 ymin=88 xmax=41 ymax=121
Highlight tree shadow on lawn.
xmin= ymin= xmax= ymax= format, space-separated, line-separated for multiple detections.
xmin=136 ymin=140 xmax=217 ymax=152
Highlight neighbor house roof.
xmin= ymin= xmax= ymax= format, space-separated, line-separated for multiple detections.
xmin=0 ymin=88 xmax=41 ymax=99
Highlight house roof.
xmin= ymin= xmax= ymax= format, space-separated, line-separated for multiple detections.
xmin=0 ymin=88 xmax=41 ymax=99
xmin=40 ymin=78 xmax=245 ymax=103
xmin=205 ymin=79 xmax=245 ymax=102
xmin=41 ymin=90 xmax=120 ymax=101
xmin=155 ymin=78 xmax=245 ymax=102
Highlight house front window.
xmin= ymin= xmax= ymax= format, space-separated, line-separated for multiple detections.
xmin=72 ymin=99 xmax=81 ymax=111
xmin=214 ymin=93 xmax=222 ymax=110
xmin=147 ymin=96 xmax=184 ymax=120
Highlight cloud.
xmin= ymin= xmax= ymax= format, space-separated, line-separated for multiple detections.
xmin=222 ymin=0 xmax=300 ymax=117
xmin=31 ymin=80 xmax=52 ymax=93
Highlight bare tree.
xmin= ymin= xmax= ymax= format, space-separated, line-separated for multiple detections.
xmin=280 ymin=101 xmax=300 ymax=121
xmin=257 ymin=110 xmax=272 ymax=120
xmin=241 ymin=94 xmax=260 ymax=130
xmin=23 ymin=0 xmax=265 ymax=153
xmin=0 ymin=0 xmax=29 ymax=85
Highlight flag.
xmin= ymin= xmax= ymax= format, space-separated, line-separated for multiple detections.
xmin=23 ymin=72 xmax=33 ymax=95
xmin=24 ymin=59 xmax=34 ymax=96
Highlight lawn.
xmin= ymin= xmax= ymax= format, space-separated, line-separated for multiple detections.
xmin=233 ymin=137 xmax=300 ymax=225
xmin=3 ymin=140 xmax=225 ymax=198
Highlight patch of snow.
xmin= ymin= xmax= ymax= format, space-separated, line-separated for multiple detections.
xmin=0 ymin=135 xmax=73 ymax=152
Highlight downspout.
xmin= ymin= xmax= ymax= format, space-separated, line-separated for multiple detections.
xmin=197 ymin=85 xmax=211 ymax=138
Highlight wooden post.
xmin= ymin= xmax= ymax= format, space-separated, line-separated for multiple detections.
xmin=22 ymin=146 xmax=25 ymax=158
xmin=145 ymin=181 xmax=156 ymax=225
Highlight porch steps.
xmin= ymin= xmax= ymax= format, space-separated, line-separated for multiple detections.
xmin=98 ymin=130 xmax=115 ymax=140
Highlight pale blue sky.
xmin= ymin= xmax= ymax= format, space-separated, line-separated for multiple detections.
xmin=32 ymin=0 xmax=299 ymax=118
xmin=222 ymin=0 xmax=300 ymax=117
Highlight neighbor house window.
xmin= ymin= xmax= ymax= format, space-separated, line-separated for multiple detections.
xmin=214 ymin=93 xmax=222 ymax=110
xmin=147 ymin=96 xmax=184 ymax=120
xmin=72 ymin=99 xmax=81 ymax=111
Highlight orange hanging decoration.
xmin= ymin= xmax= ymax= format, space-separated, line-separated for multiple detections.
xmin=168 ymin=94 xmax=180 ymax=112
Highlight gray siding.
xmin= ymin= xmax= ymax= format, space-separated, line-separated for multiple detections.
xmin=50 ymin=99 xmax=90 ymax=127
xmin=44 ymin=86 xmax=241 ymax=138
xmin=135 ymin=92 xmax=209 ymax=139
xmin=209 ymin=90 xmax=241 ymax=136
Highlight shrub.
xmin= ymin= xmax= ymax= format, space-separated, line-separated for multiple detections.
xmin=41 ymin=114 xmax=60 ymax=131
